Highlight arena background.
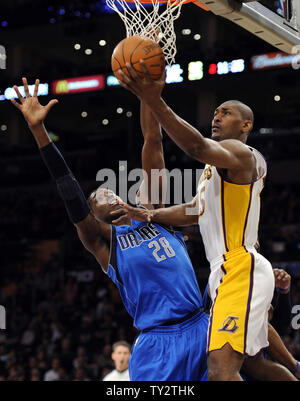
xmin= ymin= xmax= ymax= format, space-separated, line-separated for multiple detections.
xmin=0 ymin=0 xmax=299 ymax=381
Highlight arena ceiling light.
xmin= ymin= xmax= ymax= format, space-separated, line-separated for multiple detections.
xmin=106 ymin=75 xmax=120 ymax=86
xmin=208 ymin=58 xmax=245 ymax=75
xmin=0 ymin=82 xmax=49 ymax=101
xmin=188 ymin=61 xmax=204 ymax=81
xmin=165 ymin=64 xmax=184 ymax=83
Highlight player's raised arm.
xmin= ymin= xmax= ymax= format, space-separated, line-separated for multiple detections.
xmin=11 ymin=78 xmax=111 ymax=271
xmin=137 ymin=101 xmax=166 ymax=210
xmin=118 ymin=64 xmax=255 ymax=175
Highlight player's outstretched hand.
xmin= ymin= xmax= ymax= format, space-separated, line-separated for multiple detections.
xmin=118 ymin=61 xmax=165 ymax=106
xmin=11 ymin=77 xmax=58 ymax=128
xmin=273 ymin=268 xmax=291 ymax=293
xmin=110 ymin=202 xmax=152 ymax=224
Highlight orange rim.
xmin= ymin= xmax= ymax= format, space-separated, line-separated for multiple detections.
xmin=123 ymin=0 xmax=210 ymax=10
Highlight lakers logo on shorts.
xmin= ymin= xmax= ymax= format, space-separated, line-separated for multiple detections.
xmin=218 ymin=316 xmax=239 ymax=333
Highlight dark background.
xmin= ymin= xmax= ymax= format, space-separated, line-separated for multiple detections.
xmin=0 ymin=0 xmax=299 ymax=381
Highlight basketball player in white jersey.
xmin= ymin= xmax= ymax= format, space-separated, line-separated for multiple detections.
xmin=115 ymin=63 xmax=277 ymax=381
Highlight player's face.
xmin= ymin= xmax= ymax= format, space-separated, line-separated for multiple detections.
xmin=211 ymin=103 xmax=244 ymax=141
xmin=112 ymin=345 xmax=130 ymax=372
xmin=89 ymin=188 xmax=128 ymax=225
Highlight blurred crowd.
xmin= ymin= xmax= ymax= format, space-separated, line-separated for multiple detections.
xmin=0 ymin=251 xmax=137 ymax=381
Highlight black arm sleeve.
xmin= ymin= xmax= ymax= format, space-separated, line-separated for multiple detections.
xmin=271 ymin=292 xmax=292 ymax=336
xmin=40 ymin=142 xmax=90 ymax=224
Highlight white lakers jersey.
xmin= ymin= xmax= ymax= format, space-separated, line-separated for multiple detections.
xmin=196 ymin=146 xmax=266 ymax=265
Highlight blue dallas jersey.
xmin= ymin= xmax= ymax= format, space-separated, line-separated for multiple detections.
xmin=106 ymin=219 xmax=203 ymax=331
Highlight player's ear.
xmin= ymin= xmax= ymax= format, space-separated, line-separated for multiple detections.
xmin=242 ymin=120 xmax=252 ymax=134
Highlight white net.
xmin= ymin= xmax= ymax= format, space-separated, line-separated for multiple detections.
xmin=106 ymin=0 xmax=187 ymax=65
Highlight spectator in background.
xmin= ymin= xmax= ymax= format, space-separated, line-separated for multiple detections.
xmin=58 ymin=337 xmax=73 ymax=372
xmin=73 ymin=346 xmax=87 ymax=370
xmin=43 ymin=357 xmax=61 ymax=381
xmin=35 ymin=348 xmax=48 ymax=373
xmin=7 ymin=366 xmax=19 ymax=381
xmin=7 ymin=366 xmax=25 ymax=381
xmin=56 ymin=367 xmax=68 ymax=381
xmin=30 ymin=368 xmax=41 ymax=381
xmin=73 ymin=367 xmax=90 ymax=381
xmin=102 ymin=341 xmax=131 ymax=381
xmin=99 ymin=343 xmax=114 ymax=371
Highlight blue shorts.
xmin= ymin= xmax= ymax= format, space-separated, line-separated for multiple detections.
xmin=129 ymin=310 xmax=209 ymax=381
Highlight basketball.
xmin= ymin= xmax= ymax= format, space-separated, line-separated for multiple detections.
xmin=111 ymin=35 xmax=165 ymax=81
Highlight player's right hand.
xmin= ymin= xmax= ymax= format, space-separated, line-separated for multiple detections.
xmin=117 ymin=62 xmax=165 ymax=106
xmin=11 ymin=77 xmax=58 ymax=128
xmin=110 ymin=202 xmax=152 ymax=224
xmin=273 ymin=268 xmax=291 ymax=292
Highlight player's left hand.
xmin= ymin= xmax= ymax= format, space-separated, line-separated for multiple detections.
xmin=273 ymin=268 xmax=291 ymax=293
xmin=108 ymin=208 xmax=130 ymax=225
xmin=11 ymin=77 xmax=58 ymax=128
xmin=117 ymin=61 xmax=165 ymax=106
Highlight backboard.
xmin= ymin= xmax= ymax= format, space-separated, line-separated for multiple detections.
xmin=194 ymin=0 xmax=300 ymax=54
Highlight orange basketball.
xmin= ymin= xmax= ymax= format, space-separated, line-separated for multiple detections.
xmin=111 ymin=35 xmax=165 ymax=81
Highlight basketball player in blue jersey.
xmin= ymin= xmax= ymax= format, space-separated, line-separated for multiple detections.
xmin=11 ymin=77 xmax=209 ymax=381
xmin=115 ymin=63 xmax=298 ymax=381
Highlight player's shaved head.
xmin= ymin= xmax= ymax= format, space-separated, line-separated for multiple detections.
xmin=222 ymin=100 xmax=254 ymax=124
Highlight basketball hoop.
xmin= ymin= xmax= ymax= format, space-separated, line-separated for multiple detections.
xmin=106 ymin=0 xmax=208 ymax=65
